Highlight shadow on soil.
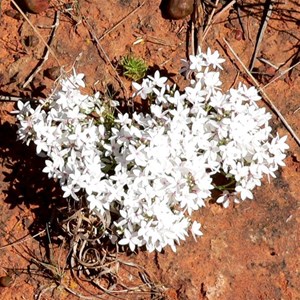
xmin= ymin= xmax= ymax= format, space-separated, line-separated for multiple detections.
xmin=0 ymin=120 xmax=64 ymax=247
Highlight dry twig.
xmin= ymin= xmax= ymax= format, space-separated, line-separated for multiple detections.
xmin=82 ymin=17 xmax=128 ymax=98
xmin=258 ymin=57 xmax=280 ymax=70
xmin=249 ymin=0 xmax=274 ymax=71
xmin=263 ymin=59 xmax=300 ymax=89
xmin=0 ymin=229 xmax=46 ymax=250
xmin=223 ymin=38 xmax=300 ymax=147
xmin=99 ymin=1 xmax=146 ymax=41
xmin=202 ymin=0 xmax=219 ymax=43
xmin=22 ymin=11 xmax=61 ymax=88
xmin=236 ymin=4 xmax=246 ymax=38
xmin=10 ymin=0 xmax=61 ymax=65
xmin=0 ymin=95 xmax=37 ymax=102
xmin=202 ymin=0 xmax=236 ymax=43
xmin=58 ymin=206 xmax=165 ymax=299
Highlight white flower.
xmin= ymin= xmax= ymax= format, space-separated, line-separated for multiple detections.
xmin=270 ymin=134 xmax=289 ymax=153
xmin=235 ymin=184 xmax=253 ymax=200
xmin=118 ymin=229 xmax=142 ymax=252
xmin=191 ymin=221 xmax=203 ymax=241
xmin=34 ymin=138 xmax=49 ymax=155
xmin=230 ymin=162 xmax=249 ymax=182
xmin=201 ymin=71 xmax=222 ymax=97
xmin=189 ymin=49 xmax=206 ymax=72
xmin=216 ymin=192 xmax=230 ymax=208
xmin=43 ymin=160 xmax=56 ymax=178
xmin=132 ymin=79 xmax=154 ymax=100
xmin=239 ymin=84 xmax=261 ymax=103
xmin=115 ymin=113 xmax=132 ymax=126
xmin=61 ymin=183 xmax=80 ymax=200
xmin=126 ymin=144 xmax=147 ymax=167
xmin=14 ymin=47 xmax=289 ymax=254
xmin=203 ymin=47 xmax=225 ymax=69
xmin=147 ymin=70 xmax=167 ymax=88
xmin=12 ymin=100 xmax=34 ymax=116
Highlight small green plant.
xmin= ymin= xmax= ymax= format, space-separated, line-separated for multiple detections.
xmin=120 ymin=54 xmax=148 ymax=81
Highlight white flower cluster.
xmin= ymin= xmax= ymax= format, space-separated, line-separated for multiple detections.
xmin=14 ymin=48 xmax=288 ymax=253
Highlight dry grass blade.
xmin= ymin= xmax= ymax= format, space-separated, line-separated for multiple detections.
xmin=202 ymin=0 xmax=236 ymax=43
xmin=263 ymin=59 xmax=300 ymax=89
xmin=202 ymin=0 xmax=219 ymax=43
xmin=116 ymin=258 xmax=166 ymax=295
xmin=64 ymin=209 xmax=120 ymax=298
xmin=134 ymin=35 xmax=174 ymax=47
xmin=82 ymin=16 xmax=128 ymax=98
xmin=59 ymin=206 xmax=165 ymax=299
xmin=35 ymin=284 xmax=57 ymax=300
xmin=249 ymin=0 xmax=273 ymax=71
xmin=0 ymin=229 xmax=46 ymax=250
xmin=99 ymin=1 xmax=146 ymax=41
xmin=258 ymin=57 xmax=280 ymax=70
xmin=60 ymin=283 xmax=105 ymax=300
xmin=0 ymin=229 xmax=73 ymax=299
xmin=223 ymin=38 xmax=300 ymax=147
xmin=294 ymin=106 xmax=300 ymax=114
xmin=0 ymin=95 xmax=37 ymax=102
xmin=236 ymin=4 xmax=246 ymax=38
xmin=23 ymin=11 xmax=61 ymax=88
xmin=10 ymin=0 xmax=61 ymax=65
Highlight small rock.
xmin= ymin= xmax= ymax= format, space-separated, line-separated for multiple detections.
xmin=4 ymin=9 xmax=23 ymax=20
xmin=166 ymin=0 xmax=194 ymax=20
xmin=22 ymin=0 xmax=50 ymax=14
xmin=24 ymin=35 xmax=39 ymax=48
xmin=0 ymin=73 xmax=6 ymax=86
xmin=44 ymin=66 xmax=61 ymax=80
xmin=0 ymin=276 xmax=13 ymax=287
xmin=234 ymin=29 xmax=244 ymax=41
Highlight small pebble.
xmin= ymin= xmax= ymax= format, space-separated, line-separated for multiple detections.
xmin=224 ymin=22 xmax=233 ymax=29
xmin=234 ymin=29 xmax=244 ymax=41
xmin=265 ymin=66 xmax=276 ymax=77
xmin=0 ymin=73 xmax=5 ymax=86
xmin=22 ymin=0 xmax=50 ymax=14
xmin=24 ymin=35 xmax=39 ymax=48
xmin=4 ymin=9 xmax=23 ymax=20
xmin=166 ymin=0 xmax=194 ymax=20
xmin=44 ymin=66 xmax=61 ymax=80
xmin=0 ymin=276 xmax=13 ymax=287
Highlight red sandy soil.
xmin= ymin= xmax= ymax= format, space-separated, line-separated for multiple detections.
xmin=0 ymin=0 xmax=300 ymax=299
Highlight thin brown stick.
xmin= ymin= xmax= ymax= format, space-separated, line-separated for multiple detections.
xmin=263 ymin=59 xmax=300 ymax=89
xmin=98 ymin=1 xmax=146 ymax=41
xmin=258 ymin=57 xmax=280 ymax=70
xmin=230 ymin=70 xmax=240 ymax=89
xmin=60 ymin=283 xmax=105 ymax=300
xmin=22 ymin=11 xmax=61 ymax=88
xmin=82 ymin=16 xmax=128 ymax=98
xmin=202 ymin=0 xmax=236 ymax=43
xmin=236 ymin=5 xmax=246 ymax=38
xmin=294 ymin=106 xmax=300 ymax=114
xmin=188 ymin=1 xmax=200 ymax=57
xmin=11 ymin=0 xmax=61 ymax=65
xmin=191 ymin=14 xmax=195 ymax=56
xmin=201 ymin=0 xmax=219 ymax=43
xmin=223 ymin=38 xmax=300 ymax=147
xmin=249 ymin=0 xmax=273 ymax=71
xmin=0 ymin=229 xmax=46 ymax=250
xmin=133 ymin=34 xmax=175 ymax=47
xmin=0 ymin=95 xmax=37 ymax=102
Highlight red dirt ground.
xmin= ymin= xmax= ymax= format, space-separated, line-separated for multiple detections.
xmin=0 ymin=0 xmax=300 ymax=299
